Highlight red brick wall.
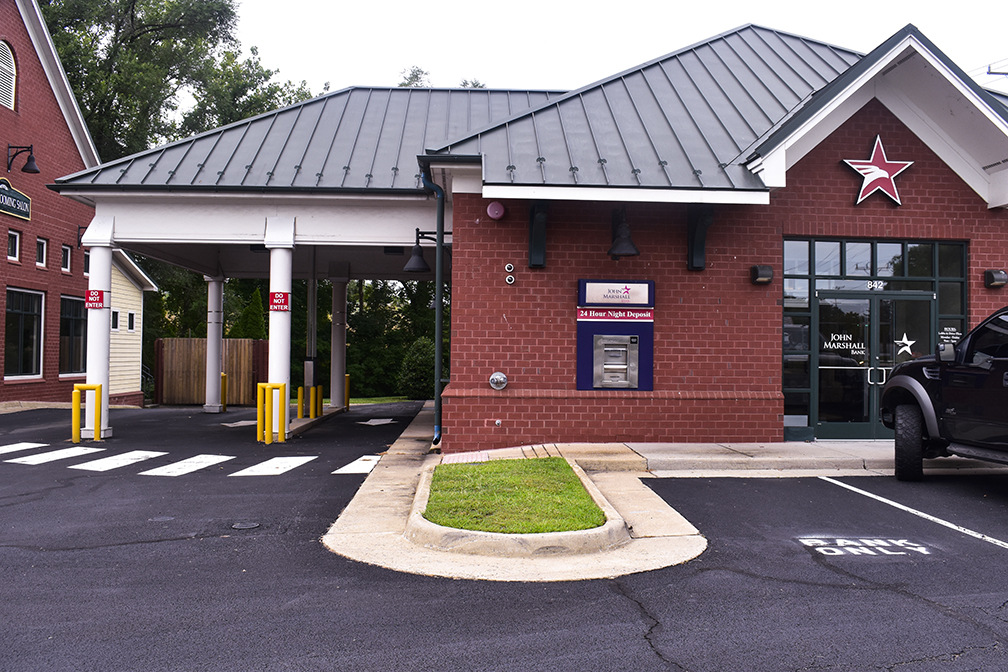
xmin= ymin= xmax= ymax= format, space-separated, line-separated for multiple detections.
xmin=441 ymin=98 xmax=1008 ymax=453
xmin=1 ymin=1 xmax=96 ymax=402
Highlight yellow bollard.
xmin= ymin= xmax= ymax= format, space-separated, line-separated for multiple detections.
xmin=317 ymin=385 xmax=324 ymax=416
xmin=309 ymin=385 xmax=317 ymax=419
xmin=297 ymin=386 xmax=304 ymax=419
xmin=257 ymin=383 xmax=265 ymax=442
xmin=72 ymin=389 xmax=81 ymax=443
xmin=73 ymin=383 xmax=102 ymax=441
xmin=278 ymin=383 xmax=286 ymax=443
xmin=221 ymin=372 xmax=228 ymax=413
xmin=264 ymin=384 xmax=273 ymax=445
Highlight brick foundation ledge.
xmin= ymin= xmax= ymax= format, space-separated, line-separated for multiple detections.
xmin=441 ymin=387 xmax=782 ymax=400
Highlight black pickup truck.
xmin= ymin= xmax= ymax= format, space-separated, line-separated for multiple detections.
xmin=880 ymin=306 xmax=1008 ymax=480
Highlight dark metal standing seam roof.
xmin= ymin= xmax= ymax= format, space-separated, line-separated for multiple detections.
xmin=428 ymin=25 xmax=862 ymax=190
xmin=52 ymin=88 xmax=562 ymax=193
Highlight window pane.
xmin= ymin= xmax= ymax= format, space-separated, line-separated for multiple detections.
xmin=784 ymin=240 xmax=809 ymax=275
xmin=784 ymin=278 xmax=809 ymax=311
xmin=907 ymin=243 xmax=933 ymax=277
xmin=939 ymin=319 xmax=964 ymax=345
xmin=783 ymin=354 xmax=810 ymax=388
xmin=845 ymin=242 xmax=871 ymax=276
xmin=938 ymin=244 xmax=963 ymax=277
xmin=5 ymin=289 xmax=42 ymax=376
xmin=784 ymin=392 xmax=810 ymax=427
xmin=783 ymin=316 xmax=810 ymax=350
xmin=815 ymin=241 xmax=840 ymax=276
xmin=60 ymin=297 xmax=87 ymax=374
xmin=877 ymin=243 xmax=902 ymax=276
xmin=938 ymin=282 xmax=963 ymax=316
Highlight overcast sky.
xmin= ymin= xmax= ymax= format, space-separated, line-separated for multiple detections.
xmin=236 ymin=0 xmax=1008 ymax=97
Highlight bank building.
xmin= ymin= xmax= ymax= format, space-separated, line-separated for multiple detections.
xmin=47 ymin=23 xmax=1008 ymax=451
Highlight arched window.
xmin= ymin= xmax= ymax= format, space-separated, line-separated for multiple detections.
xmin=0 ymin=41 xmax=15 ymax=110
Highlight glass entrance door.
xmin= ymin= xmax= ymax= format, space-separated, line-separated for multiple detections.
xmin=814 ymin=292 xmax=933 ymax=438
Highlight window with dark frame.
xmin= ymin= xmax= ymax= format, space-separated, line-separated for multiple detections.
xmin=5 ymin=289 xmax=43 ymax=376
xmin=127 ymin=312 xmax=135 ymax=332
xmin=7 ymin=230 xmax=19 ymax=260
xmin=60 ymin=297 xmax=87 ymax=374
xmin=61 ymin=245 xmax=71 ymax=272
xmin=36 ymin=238 xmax=46 ymax=267
xmin=111 ymin=310 xmax=119 ymax=331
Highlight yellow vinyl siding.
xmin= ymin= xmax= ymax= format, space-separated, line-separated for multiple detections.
xmin=108 ymin=264 xmax=144 ymax=396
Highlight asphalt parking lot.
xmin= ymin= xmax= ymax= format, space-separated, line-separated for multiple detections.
xmin=4 ymin=404 xmax=1008 ymax=670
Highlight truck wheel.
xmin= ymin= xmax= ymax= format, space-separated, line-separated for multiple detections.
xmin=894 ymin=404 xmax=924 ymax=481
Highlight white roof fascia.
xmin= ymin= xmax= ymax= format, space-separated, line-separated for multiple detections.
xmin=749 ymin=43 xmax=911 ymax=188
xmin=17 ymin=0 xmax=100 ymax=167
xmin=481 ymin=185 xmax=769 ymax=205
xmin=112 ymin=250 xmax=158 ymax=292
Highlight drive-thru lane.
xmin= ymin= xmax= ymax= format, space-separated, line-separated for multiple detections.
xmin=640 ymin=474 xmax=1008 ymax=670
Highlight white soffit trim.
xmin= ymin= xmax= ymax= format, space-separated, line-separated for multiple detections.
xmin=755 ymin=35 xmax=1008 ymax=200
xmin=111 ymin=251 xmax=158 ymax=292
xmin=874 ymin=79 xmax=990 ymax=203
xmin=481 ymin=185 xmax=769 ymax=205
xmin=989 ymin=171 xmax=1008 ymax=209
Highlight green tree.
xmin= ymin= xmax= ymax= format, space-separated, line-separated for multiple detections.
xmin=178 ymin=47 xmax=314 ymax=137
xmin=227 ymin=287 xmax=266 ymax=339
xmin=39 ymin=0 xmax=239 ymax=160
xmin=397 ymin=337 xmax=435 ymax=399
xmin=459 ymin=78 xmax=486 ymax=88
xmin=398 ymin=66 xmax=430 ymax=88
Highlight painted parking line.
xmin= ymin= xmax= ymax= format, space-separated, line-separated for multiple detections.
xmin=69 ymin=450 xmax=168 ymax=472
xmin=139 ymin=454 xmax=235 ymax=477
xmin=5 ymin=446 xmax=105 ymax=465
xmin=819 ymin=476 xmax=1008 ymax=550
xmin=229 ymin=456 xmax=318 ymax=476
xmin=0 ymin=442 xmax=48 ymax=455
xmin=332 ymin=455 xmax=381 ymax=474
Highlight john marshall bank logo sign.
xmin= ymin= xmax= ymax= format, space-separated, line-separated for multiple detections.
xmin=0 ymin=178 xmax=31 ymax=221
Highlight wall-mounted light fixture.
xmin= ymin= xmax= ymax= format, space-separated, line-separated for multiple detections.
xmin=608 ymin=208 xmax=640 ymax=260
xmin=403 ymin=228 xmax=452 ymax=273
xmin=489 ymin=371 xmax=508 ymax=390
xmin=750 ymin=265 xmax=774 ymax=285
xmin=7 ymin=144 xmax=39 ymax=173
xmin=985 ymin=269 xmax=1007 ymax=288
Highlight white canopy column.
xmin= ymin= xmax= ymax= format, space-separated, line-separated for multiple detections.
xmin=330 ymin=279 xmax=347 ymax=409
xmin=203 ymin=276 xmax=224 ymax=413
xmin=80 ymin=216 xmax=114 ymax=438
xmin=266 ymin=217 xmax=295 ymax=437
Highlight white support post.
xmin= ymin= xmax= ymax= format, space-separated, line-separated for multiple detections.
xmin=268 ymin=246 xmax=293 ymax=437
xmin=203 ymin=276 xmax=224 ymax=413
xmin=304 ymin=278 xmax=317 ymax=391
xmin=330 ymin=280 xmax=347 ymax=409
xmin=85 ymin=245 xmax=113 ymax=437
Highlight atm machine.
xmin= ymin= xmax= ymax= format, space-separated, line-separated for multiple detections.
xmin=576 ymin=280 xmax=654 ymax=391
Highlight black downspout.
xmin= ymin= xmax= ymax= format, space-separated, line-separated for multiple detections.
xmin=420 ymin=172 xmax=445 ymax=445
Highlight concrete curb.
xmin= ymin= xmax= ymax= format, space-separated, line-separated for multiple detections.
xmin=403 ymin=458 xmax=631 ymax=557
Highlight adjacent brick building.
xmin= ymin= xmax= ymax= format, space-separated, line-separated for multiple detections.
xmin=1 ymin=0 xmax=99 ymax=404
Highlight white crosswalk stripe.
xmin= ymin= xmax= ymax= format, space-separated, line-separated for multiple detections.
xmin=333 ymin=455 xmax=381 ymax=474
xmin=69 ymin=450 xmax=168 ymax=472
xmin=229 ymin=456 xmax=318 ymax=476
xmin=139 ymin=454 xmax=235 ymax=477
xmin=5 ymin=446 xmax=104 ymax=465
xmin=0 ymin=442 xmax=48 ymax=455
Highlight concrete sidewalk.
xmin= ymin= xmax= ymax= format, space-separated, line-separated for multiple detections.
xmin=321 ymin=403 xmax=1005 ymax=582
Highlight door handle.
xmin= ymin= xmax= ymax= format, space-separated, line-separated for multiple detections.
xmin=867 ymin=367 xmax=876 ymax=385
xmin=878 ymin=368 xmax=888 ymax=385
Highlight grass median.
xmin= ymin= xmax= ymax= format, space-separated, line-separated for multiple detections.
xmin=423 ymin=457 xmax=607 ymax=534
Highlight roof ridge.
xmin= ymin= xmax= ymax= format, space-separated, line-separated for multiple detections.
xmin=427 ymin=24 xmax=864 ymax=155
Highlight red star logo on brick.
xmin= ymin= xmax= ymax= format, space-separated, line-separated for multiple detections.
xmin=843 ymin=136 xmax=913 ymax=205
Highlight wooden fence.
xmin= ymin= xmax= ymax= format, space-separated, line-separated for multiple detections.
xmin=154 ymin=338 xmax=267 ymax=406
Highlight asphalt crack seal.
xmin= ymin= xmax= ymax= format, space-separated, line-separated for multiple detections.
xmin=231 ymin=522 xmax=260 ymax=530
